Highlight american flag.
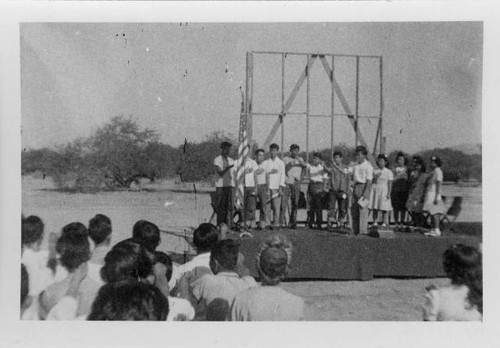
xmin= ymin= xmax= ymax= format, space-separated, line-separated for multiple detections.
xmin=235 ymin=91 xmax=248 ymax=211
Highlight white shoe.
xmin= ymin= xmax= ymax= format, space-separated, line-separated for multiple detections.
xmin=424 ymin=229 xmax=441 ymax=237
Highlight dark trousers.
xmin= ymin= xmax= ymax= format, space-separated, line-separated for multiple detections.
xmin=243 ymin=187 xmax=256 ymax=223
xmin=328 ymin=190 xmax=348 ymax=222
xmin=216 ymin=187 xmax=234 ymax=227
xmin=308 ymin=182 xmax=324 ymax=226
xmin=351 ymin=183 xmax=369 ymax=235
xmin=280 ymin=182 xmax=301 ymax=226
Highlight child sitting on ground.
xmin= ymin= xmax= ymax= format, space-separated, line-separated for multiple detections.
xmin=228 ymin=234 xmax=304 ymax=321
xmin=191 ymin=239 xmax=258 ymax=321
xmin=422 ymin=244 xmax=482 ymax=321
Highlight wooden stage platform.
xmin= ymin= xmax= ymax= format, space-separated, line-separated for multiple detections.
xmin=229 ymin=222 xmax=482 ymax=281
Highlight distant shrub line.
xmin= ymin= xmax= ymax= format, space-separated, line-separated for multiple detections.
xmin=22 ymin=116 xmax=482 ymax=192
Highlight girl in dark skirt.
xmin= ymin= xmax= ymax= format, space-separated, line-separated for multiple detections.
xmin=391 ymin=152 xmax=410 ymax=231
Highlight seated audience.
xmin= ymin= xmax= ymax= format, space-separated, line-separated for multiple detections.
xmin=191 ymin=239 xmax=258 ymax=321
xmin=423 ymin=244 xmax=482 ymax=321
xmin=155 ymin=251 xmax=195 ymax=321
xmin=88 ymin=214 xmax=112 ymax=266
xmin=228 ymin=234 xmax=304 ymax=321
xmin=21 ymin=264 xmax=33 ymax=319
xmin=87 ymin=280 xmax=169 ymax=321
xmin=21 ymin=215 xmax=54 ymax=297
xmin=39 ymin=231 xmax=100 ymax=319
xmin=132 ymin=219 xmax=161 ymax=252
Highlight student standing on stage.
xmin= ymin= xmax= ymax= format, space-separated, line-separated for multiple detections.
xmin=243 ymin=154 xmax=258 ymax=230
xmin=281 ymin=144 xmax=307 ymax=229
xmin=263 ymin=143 xmax=286 ymax=230
xmin=214 ymin=142 xmax=235 ymax=228
xmin=369 ymin=154 xmax=393 ymax=227
xmin=391 ymin=152 xmax=410 ymax=231
xmin=254 ymin=149 xmax=270 ymax=229
xmin=324 ymin=151 xmax=351 ymax=231
xmin=306 ymin=153 xmax=328 ymax=229
xmin=351 ymin=146 xmax=374 ymax=235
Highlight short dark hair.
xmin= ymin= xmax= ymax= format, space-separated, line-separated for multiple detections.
xmin=312 ymin=152 xmax=322 ymax=160
xmin=61 ymin=222 xmax=88 ymax=238
xmin=431 ymin=156 xmax=442 ymax=167
xmin=87 ymin=280 xmax=169 ymax=321
xmin=333 ymin=151 xmax=343 ymax=158
xmin=132 ymin=220 xmax=160 ymax=251
xmin=21 ymin=264 xmax=29 ymax=306
xmin=269 ymin=143 xmax=279 ymax=151
xmin=254 ymin=148 xmax=265 ymax=156
xmin=88 ymin=214 xmax=112 ymax=246
xmin=100 ymin=238 xmax=154 ymax=283
xmin=210 ymin=239 xmax=239 ymax=271
xmin=377 ymin=154 xmax=388 ymax=167
xmin=22 ymin=215 xmax=44 ymax=245
xmin=220 ymin=141 xmax=232 ymax=149
xmin=154 ymin=251 xmax=173 ymax=282
xmin=355 ymin=146 xmax=368 ymax=155
xmin=56 ymin=232 xmax=91 ymax=272
xmin=289 ymin=144 xmax=300 ymax=151
xmin=193 ymin=223 xmax=219 ymax=253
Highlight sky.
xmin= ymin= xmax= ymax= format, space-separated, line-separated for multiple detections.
xmin=20 ymin=22 xmax=482 ymax=154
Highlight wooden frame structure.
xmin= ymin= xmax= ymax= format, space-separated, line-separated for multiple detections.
xmin=245 ymin=51 xmax=385 ymax=161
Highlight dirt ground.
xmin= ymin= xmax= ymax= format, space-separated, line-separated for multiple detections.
xmin=21 ymin=176 xmax=481 ymax=321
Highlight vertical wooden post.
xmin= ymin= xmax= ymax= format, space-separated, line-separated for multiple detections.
xmin=306 ymin=54 xmax=310 ymax=162
xmin=281 ymin=53 xmax=285 ymax=155
xmin=379 ymin=56 xmax=384 ymax=154
xmin=331 ymin=55 xmax=335 ymax=159
xmin=355 ymin=56 xmax=360 ymax=148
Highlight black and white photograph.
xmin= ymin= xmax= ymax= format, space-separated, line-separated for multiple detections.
xmin=1 ymin=1 xmax=499 ymax=347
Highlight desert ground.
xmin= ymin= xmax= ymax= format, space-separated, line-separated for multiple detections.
xmin=21 ymin=175 xmax=482 ymax=320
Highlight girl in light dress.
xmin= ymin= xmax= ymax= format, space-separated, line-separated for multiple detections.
xmin=369 ymin=154 xmax=393 ymax=227
xmin=423 ymin=156 xmax=446 ymax=237
xmin=423 ymin=244 xmax=482 ymax=321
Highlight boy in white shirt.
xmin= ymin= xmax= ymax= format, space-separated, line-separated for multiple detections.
xmin=253 ymin=149 xmax=270 ymax=229
xmin=263 ymin=143 xmax=286 ymax=229
xmin=214 ymin=142 xmax=235 ymax=228
xmin=306 ymin=153 xmax=328 ymax=229
xmin=243 ymin=156 xmax=258 ymax=230
xmin=351 ymin=146 xmax=374 ymax=235
xmin=281 ymin=144 xmax=307 ymax=229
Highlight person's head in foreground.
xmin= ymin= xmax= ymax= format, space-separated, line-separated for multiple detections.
xmin=22 ymin=215 xmax=44 ymax=251
xmin=56 ymin=232 xmax=91 ymax=273
xmin=193 ymin=223 xmax=219 ymax=254
xmin=377 ymin=154 xmax=388 ymax=169
xmin=269 ymin=143 xmax=279 ymax=159
xmin=443 ymin=244 xmax=482 ymax=313
xmin=100 ymin=238 xmax=154 ymax=284
xmin=256 ymin=234 xmax=293 ymax=286
xmin=62 ymin=222 xmax=89 ymax=238
xmin=132 ymin=220 xmax=160 ymax=252
xmin=220 ymin=141 xmax=232 ymax=157
xmin=88 ymin=214 xmax=112 ymax=248
xmin=87 ymin=280 xmax=169 ymax=321
xmin=209 ymin=239 xmax=239 ymax=274
xmin=154 ymin=251 xmax=173 ymax=283
xmin=355 ymin=146 xmax=368 ymax=163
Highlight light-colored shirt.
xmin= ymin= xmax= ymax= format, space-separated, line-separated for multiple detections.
xmin=307 ymin=164 xmax=327 ymax=183
xmin=353 ymin=159 xmax=374 ymax=184
xmin=254 ymin=161 xmax=267 ymax=185
xmin=89 ymin=245 xmax=109 ymax=266
xmin=228 ymin=285 xmax=304 ymax=321
xmin=423 ymin=285 xmax=482 ymax=321
xmin=214 ymin=155 xmax=235 ymax=187
xmin=191 ymin=272 xmax=258 ymax=320
xmin=174 ymin=252 xmax=212 ymax=284
xmin=167 ymin=296 xmax=196 ymax=321
xmin=22 ymin=249 xmax=54 ymax=296
xmin=244 ymin=158 xmax=258 ymax=188
xmin=263 ymin=157 xmax=286 ymax=190
xmin=283 ymin=156 xmax=304 ymax=184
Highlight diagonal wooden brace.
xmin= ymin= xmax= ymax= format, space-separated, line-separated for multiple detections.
xmin=262 ymin=55 xmax=317 ymax=149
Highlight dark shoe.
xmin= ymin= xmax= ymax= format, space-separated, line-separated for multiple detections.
xmin=288 ymin=224 xmax=297 ymax=229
